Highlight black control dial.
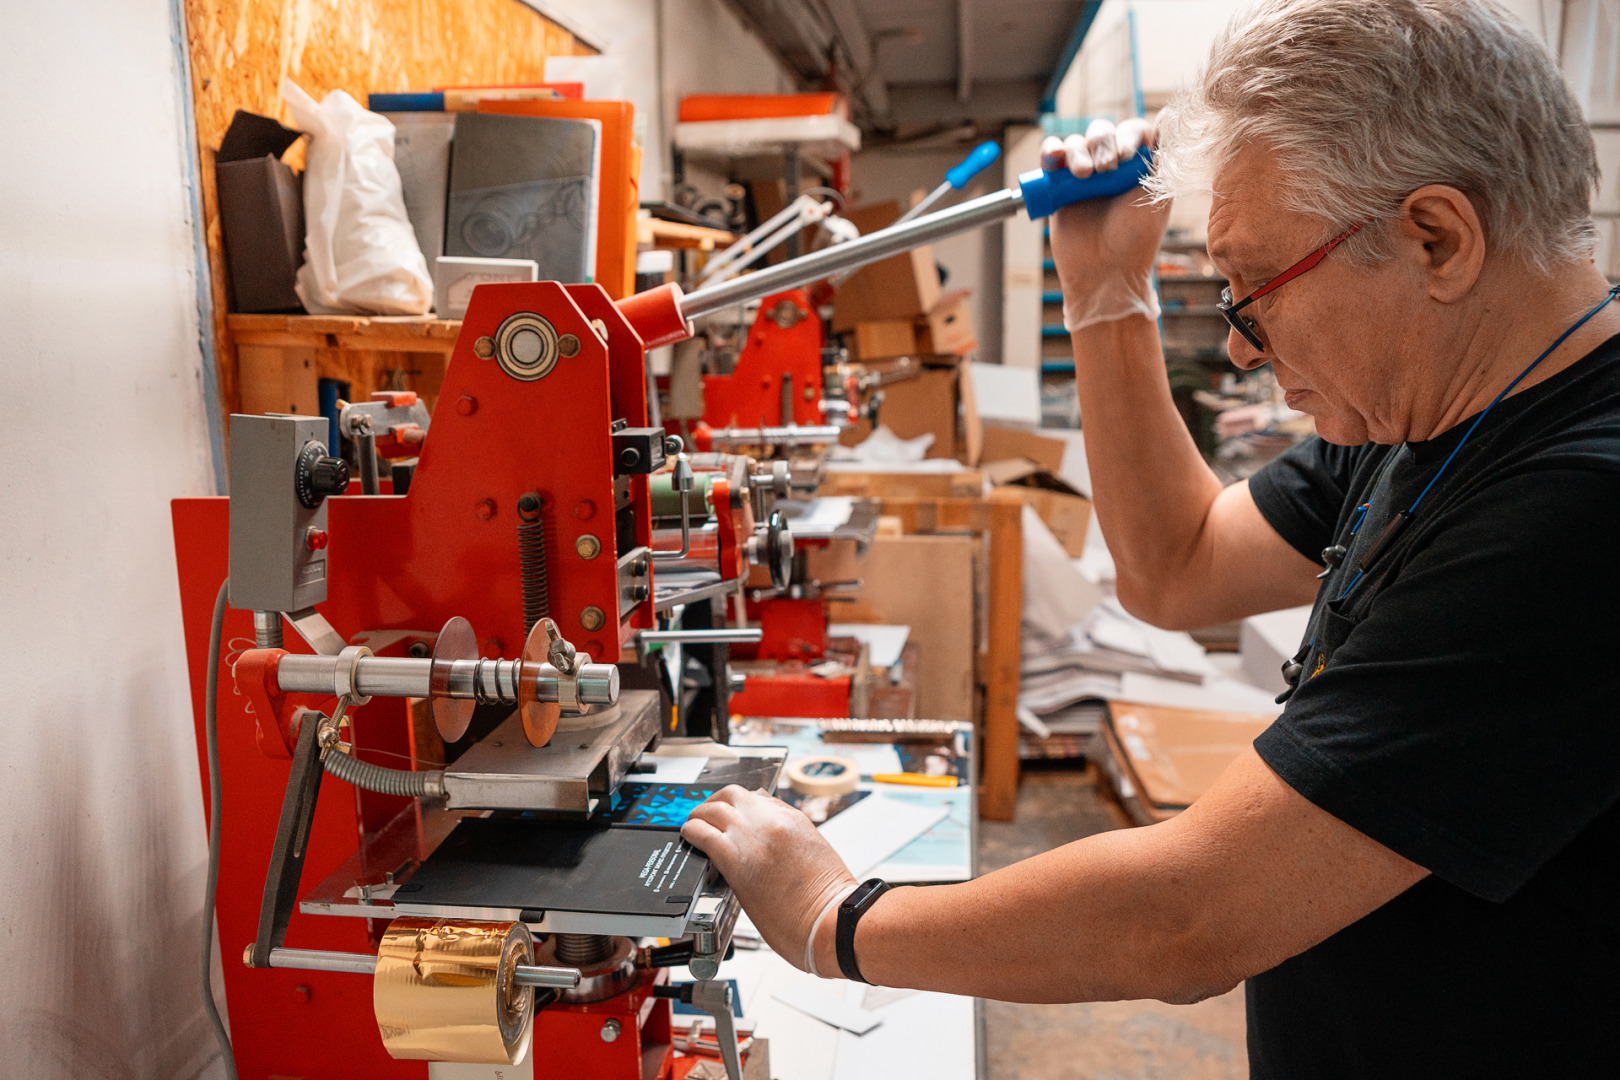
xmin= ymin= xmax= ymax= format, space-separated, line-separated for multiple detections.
xmin=766 ymin=510 xmax=794 ymax=590
xmin=296 ymin=441 xmax=350 ymax=508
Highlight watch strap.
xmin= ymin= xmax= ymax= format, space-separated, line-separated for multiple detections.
xmin=835 ymin=878 xmax=891 ymax=983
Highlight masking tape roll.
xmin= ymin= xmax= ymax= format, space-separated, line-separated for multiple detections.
xmin=785 ymin=754 xmax=861 ymax=796
xmin=374 ymin=917 xmax=535 ymax=1064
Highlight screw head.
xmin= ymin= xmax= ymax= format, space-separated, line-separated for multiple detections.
xmin=293 ymin=984 xmax=312 ymax=1005
xmin=631 ymin=583 xmax=651 ymax=603
xmin=457 ymin=395 xmax=478 ymax=415
xmin=574 ymin=499 xmax=597 ymax=521
xmin=803 ymin=386 xmax=815 ymax=400
xmin=575 ymin=534 xmax=601 ymax=560
xmin=558 ymin=333 xmax=581 ymax=358
xmin=619 ymin=447 xmax=642 ymax=469
xmin=474 ymin=336 xmax=496 ymax=359
xmin=580 ymin=606 xmax=607 ymax=632
xmin=600 ymin=1018 xmax=622 ymax=1042
xmin=475 ymin=499 xmax=496 ymax=521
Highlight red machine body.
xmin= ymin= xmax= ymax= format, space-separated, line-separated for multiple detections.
xmin=697 ymin=288 xmax=828 ymax=429
xmin=171 ymin=283 xmax=684 ymax=1079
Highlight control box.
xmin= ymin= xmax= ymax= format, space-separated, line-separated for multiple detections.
xmin=228 ymin=413 xmax=347 ymax=613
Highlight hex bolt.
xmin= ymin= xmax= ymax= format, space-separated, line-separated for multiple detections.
xmin=558 ymin=334 xmax=581 ymax=358
xmin=600 ymin=1018 xmax=621 ymax=1043
xmin=474 ymin=336 xmax=496 ymax=359
xmin=803 ymin=386 xmax=815 ymax=400
xmin=475 ymin=499 xmax=496 ymax=521
xmin=580 ymin=606 xmax=607 ymax=632
xmin=575 ymin=534 xmax=601 ymax=560
xmin=293 ymin=985 xmax=312 ymax=1005
xmin=457 ymin=395 xmax=478 ymax=415
xmin=575 ymin=499 xmax=597 ymax=521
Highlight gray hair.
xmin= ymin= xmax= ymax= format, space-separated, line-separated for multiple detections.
xmin=1147 ymin=0 xmax=1600 ymax=272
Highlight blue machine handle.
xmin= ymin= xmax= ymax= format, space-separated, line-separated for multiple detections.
xmin=944 ymin=141 xmax=1003 ymax=190
xmin=1018 ymin=148 xmax=1154 ymax=219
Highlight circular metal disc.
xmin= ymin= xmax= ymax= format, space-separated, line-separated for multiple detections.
xmin=518 ymin=620 xmax=561 ymax=748
xmin=430 ymin=616 xmax=478 ymax=742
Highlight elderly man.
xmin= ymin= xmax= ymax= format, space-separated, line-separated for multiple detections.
xmin=682 ymin=0 xmax=1620 ymax=1073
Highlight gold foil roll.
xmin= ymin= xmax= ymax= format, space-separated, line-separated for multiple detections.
xmin=373 ymin=918 xmax=535 ymax=1064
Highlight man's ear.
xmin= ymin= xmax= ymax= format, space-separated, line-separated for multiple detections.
xmin=1396 ymin=185 xmax=1486 ymax=304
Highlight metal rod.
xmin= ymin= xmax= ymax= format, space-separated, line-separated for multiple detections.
xmin=357 ymin=431 xmax=380 ymax=495
xmin=704 ymin=425 xmax=842 ymax=447
xmin=680 ymin=187 xmax=1024 ymax=319
xmin=266 ymin=947 xmax=582 ymax=988
xmin=273 ymin=654 xmax=618 ymax=705
xmin=638 ymin=629 xmax=764 ymax=645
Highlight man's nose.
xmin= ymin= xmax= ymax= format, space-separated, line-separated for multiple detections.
xmin=1228 ymin=328 xmax=1268 ymax=370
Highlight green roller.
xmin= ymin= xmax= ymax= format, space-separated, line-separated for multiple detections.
xmin=650 ymin=471 xmax=719 ymax=518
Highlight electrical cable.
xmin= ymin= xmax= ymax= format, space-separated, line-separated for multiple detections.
xmin=320 ymin=744 xmax=445 ymax=798
xmin=202 ymin=579 xmax=238 ymax=1080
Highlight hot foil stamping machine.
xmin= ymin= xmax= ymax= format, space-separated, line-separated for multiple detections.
xmin=172 ymin=150 xmax=1149 ymax=1079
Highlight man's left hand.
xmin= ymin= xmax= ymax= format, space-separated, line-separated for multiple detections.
xmin=681 ymin=785 xmax=856 ymax=973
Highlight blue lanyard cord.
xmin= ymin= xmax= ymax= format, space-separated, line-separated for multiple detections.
xmin=1406 ymin=284 xmax=1620 ymax=516
xmin=1337 ymin=284 xmax=1620 ymax=602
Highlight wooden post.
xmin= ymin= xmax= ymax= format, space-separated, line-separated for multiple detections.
xmin=981 ymin=489 xmax=1024 ymax=821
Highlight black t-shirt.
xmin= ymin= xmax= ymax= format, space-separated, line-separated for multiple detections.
xmin=1244 ymin=332 xmax=1620 ymax=1079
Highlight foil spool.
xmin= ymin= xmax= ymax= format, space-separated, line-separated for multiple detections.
xmin=373 ymin=917 xmax=535 ymax=1064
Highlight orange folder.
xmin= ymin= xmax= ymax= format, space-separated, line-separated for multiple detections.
xmin=678 ymin=93 xmax=848 ymax=123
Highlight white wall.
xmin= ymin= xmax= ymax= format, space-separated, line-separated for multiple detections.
xmin=548 ymin=0 xmax=797 ymax=202
xmin=0 ymin=1 xmax=220 ymax=1077
xmin=847 ymin=144 xmax=1004 ymax=362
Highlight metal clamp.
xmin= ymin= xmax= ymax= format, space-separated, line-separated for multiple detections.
xmin=332 ymin=646 xmax=374 ymax=706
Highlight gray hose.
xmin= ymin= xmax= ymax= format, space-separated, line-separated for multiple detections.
xmin=321 ymin=745 xmax=445 ymax=799
xmin=202 ymin=580 xmax=238 ymax=1080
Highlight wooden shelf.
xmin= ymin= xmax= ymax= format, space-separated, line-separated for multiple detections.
xmin=636 ymin=212 xmax=738 ymax=251
xmin=226 ymin=313 xmax=463 ymax=418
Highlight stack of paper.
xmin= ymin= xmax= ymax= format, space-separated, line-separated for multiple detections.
xmin=1019 ymin=597 xmax=1279 ymax=719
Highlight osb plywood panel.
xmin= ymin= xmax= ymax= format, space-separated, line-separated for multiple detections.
xmin=183 ymin=0 xmax=592 ymax=419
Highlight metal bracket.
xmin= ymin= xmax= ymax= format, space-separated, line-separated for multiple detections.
xmin=691 ymin=978 xmax=745 ymax=1080
xmin=247 ymin=702 xmax=327 ymax=968
xmin=285 ymin=607 xmax=347 ymax=655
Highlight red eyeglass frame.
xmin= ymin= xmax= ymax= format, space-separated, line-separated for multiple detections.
xmin=1218 ymin=222 xmax=1364 ymax=351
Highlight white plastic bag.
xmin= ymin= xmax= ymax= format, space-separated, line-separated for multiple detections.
xmin=281 ymin=78 xmax=433 ymax=315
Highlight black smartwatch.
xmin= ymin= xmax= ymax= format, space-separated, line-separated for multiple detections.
xmin=835 ymin=877 xmax=891 ymax=983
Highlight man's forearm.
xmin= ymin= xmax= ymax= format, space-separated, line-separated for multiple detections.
xmin=1069 ymin=316 xmax=1226 ymax=624
xmin=812 ymin=823 xmax=1238 ymax=1004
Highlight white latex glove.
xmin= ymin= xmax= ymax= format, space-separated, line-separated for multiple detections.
xmin=1040 ymin=117 xmax=1170 ymax=332
xmin=681 ymin=785 xmax=857 ymax=974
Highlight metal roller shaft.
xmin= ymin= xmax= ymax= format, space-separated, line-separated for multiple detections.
xmin=704 ymin=425 xmax=842 ymax=447
xmin=639 ymin=629 xmax=764 ymax=645
xmin=266 ymin=947 xmax=581 ymax=988
xmin=274 ymin=654 xmax=619 ymax=705
xmin=680 ymin=187 xmax=1023 ymax=319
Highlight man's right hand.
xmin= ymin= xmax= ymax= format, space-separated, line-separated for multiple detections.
xmin=1041 ymin=117 xmax=1170 ymax=331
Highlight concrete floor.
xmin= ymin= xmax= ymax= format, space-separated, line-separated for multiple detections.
xmin=976 ymin=765 xmax=1249 ymax=1080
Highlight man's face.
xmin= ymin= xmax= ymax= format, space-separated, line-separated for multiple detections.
xmin=1207 ymin=149 xmax=1429 ymax=445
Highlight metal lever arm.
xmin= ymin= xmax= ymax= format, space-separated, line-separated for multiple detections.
xmin=692 ymin=979 xmax=746 ymax=1080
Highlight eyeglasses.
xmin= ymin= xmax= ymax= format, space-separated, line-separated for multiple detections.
xmin=1218 ymin=223 xmax=1364 ymax=351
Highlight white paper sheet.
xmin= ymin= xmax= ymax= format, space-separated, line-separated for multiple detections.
xmin=1118 ymin=670 xmax=1282 ymax=716
xmin=817 ymin=793 xmax=949 ymax=879
xmin=831 ymin=984 xmax=976 ymax=1080
xmin=771 ymin=983 xmax=885 ymax=1035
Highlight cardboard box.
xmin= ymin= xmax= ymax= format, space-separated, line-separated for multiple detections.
xmin=852 ymin=319 xmax=918 ymax=360
xmin=978 ymin=423 xmax=1069 ymax=472
xmin=983 ymin=459 xmax=1092 ymax=557
xmin=1099 ymin=703 xmax=1273 ymax=822
xmin=918 ymin=289 xmax=976 ymax=355
xmin=822 ymin=534 xmax=977 ymax=724
xmin=832 ymin=201 xmax=941 ymax=330
xmin=837 ymin=357 xmax=963 ymax=459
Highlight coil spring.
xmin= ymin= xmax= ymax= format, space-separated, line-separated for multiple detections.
xmin=517 ymin=492 xmax=550 ymax=635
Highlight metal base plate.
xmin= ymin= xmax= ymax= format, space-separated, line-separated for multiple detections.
xmin=442 ymin=690 xmax=662 ymax=813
